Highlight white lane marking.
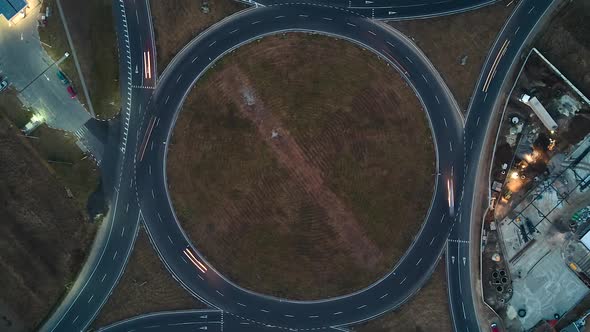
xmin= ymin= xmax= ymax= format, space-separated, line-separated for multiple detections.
xmin=149 ymin=165 xmax=152 ymax=175
xmin=309 ymin=315 xmax=319 ymax=318
xmin=462 ymin=302 xmax=467 ymax=319
xmin=435 ymin=95 xmax=440 ymax=104
xmin=346 ymin=22 xmax=356 ymax=27
xmin=386 ymin=41 xmax=394 ymax=47
xmin=476 ymin=116 xmax=480 ymax=127
xmin=284 ymin=314 xmax=294 ymax=318
xmin=198 ymin=275 xmax=204 ymax=280
xmin=514 ymin=26 xmax=520 ymax=35
xmin=368 ymin=30 xmax=376 ymax=36
xmin=88 ymin=295 xmax=94 ymax=303
xmin=274 ymin=15 xmax=285 ymax=19
xmin=181 ymin=256 xmax=188 ymax=264
xmin=298 ymin=14 xmax=308 ymax=18
xmin=230 ymin=29 xmax=239 ymax=34
xmin=405 ymin=56 xmax=414 ymax=64
xmin=112 ymin=251 xmax=118 ymax=260
xmin=216 ymin=290 xmax=224 ymax=297
xmin=443 ymin=118 xmax=448 ymax=127
xmin=430 ymin=236 xmax=436 ymax=246
xmin=251 ymin=20 xmax=261 ymax=25
xmin=400 ymin=277 xmax=407 ymax=284
xmin=470 ymin=140 xmax=474 ymax=150
xmin=449 ymin=141 xmax=453 ymax=152
xmin=261 ymin=309 xmax=270 ymax=313
xmin=126 ymin=203 xmax=129 ymax=213
xmin=380 ymin=293 xmax=388 ymax=299
xmin=528 ymin=6 xmax=535 ymax=14
xmin=191 ymin=56 xmax=199 ymax=63
xmin=208 ymin=41 xmax=216 ymax=47
xmin=333 ymin=311 xmax=343 ymax=315
xmin=101 ymin=273 xmax=107 ymax=282
xmin=165 ymin=96 xmax=170 ymax=104
xmin=167 ymin=235 xmax=174 ymax=244
xmin=151 ymin=189 xmax=155 ymax=198
xmin=150 ymin=140 xmax=154 ymax=151
xmin=416 ymin=257 xmax=423 ymax=266
xmin=422 ymin=74 xmax=428 ymax=83
xmin=121 ymin=227 xmax=125 ymax=237
xmin=483 ymin=93 xmax=488 ymax=102
xmin=237 ymin=302 xmax=246 ymax=307
xmin=72 ymin=315 xmax=79 ymax=324
xmin=322 ymin=17 xmax=333 ymax=20
xmin=356 ymin=304 xmax=367 ymax=309
xmin=176 ymin=74 xmax=183 ymax=83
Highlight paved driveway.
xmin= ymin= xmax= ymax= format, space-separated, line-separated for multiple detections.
xmin=0 ymin=2 xmax=90 ymax=132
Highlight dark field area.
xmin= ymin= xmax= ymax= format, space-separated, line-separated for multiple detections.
xmin=356 ymin=261 xmax=451 ymax=331
xmin=390 ymin=2 xmax=512 ymax=110
xmin=537 ymin=0 xmax=590 ymax=97
xmin=93 ymin=230 xmax=205 ymax=328
xmin=0 ymin=109 xmax=96 ymax=331
xmin=150 ymin=0 xmax=245 ymax=74
xmin=168 ymin=34 xmax=435 ymax=300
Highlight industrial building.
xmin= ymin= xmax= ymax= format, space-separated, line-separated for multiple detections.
xmin=0 ymin=0 xmax=27 ymax=22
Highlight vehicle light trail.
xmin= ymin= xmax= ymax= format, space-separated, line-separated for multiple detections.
xmin=482 ymin=39 xmax=510 ymax=92
xmin=183 ymin=248 xmax=208 ymax=273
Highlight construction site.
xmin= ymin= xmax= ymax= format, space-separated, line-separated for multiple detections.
xmin=481 ymin=48 xmax=590 ymax=331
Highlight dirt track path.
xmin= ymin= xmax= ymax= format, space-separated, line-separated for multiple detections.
xmin=215 ymin=65 xmax=383 ymax=268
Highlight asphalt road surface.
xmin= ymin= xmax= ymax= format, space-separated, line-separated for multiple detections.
xmin=447 ymin=0 xmax=561 ymax=331
xmin=134 ymin=3 xmax=463 ymax=331
xmin=36 ymin=0 xmax=559 ymax=331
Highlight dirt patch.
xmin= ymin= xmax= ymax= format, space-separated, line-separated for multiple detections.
xmin=167 ymin=34 xmax=435 ymax=300
xmin=0 ymin=112 xmax=96 ymax=331
xmin=93 ymin=229 xmax=205 ymax=328
xmin=58 ymin=0 xmax=120 ymax=119
xmin=150 ymin=0 xmax=245 ymax=74
xmin=536 ymin=1 xmax=590 ymax=98
xmin=355 ymin=261 xmax=451 ymax=331
xmin=389 ymin=3 xmax=512 ymax=110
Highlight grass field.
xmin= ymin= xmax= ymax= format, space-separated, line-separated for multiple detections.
xmin=93 ymin=230 xmax=205 ymax=328
xmin=0 ymin=109 xmax=96 ymax=331
xmin=168 ymin=34 xmax=435 ymax=300
xmin=390 ymin=3 xmax=512 ymax=111
xmin=39 ymin=0 xmax=120 ymax=119
xmin=150 ymin=0 xmax=245 ymax=74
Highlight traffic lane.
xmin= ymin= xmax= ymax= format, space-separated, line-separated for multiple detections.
xmin=465 ymin=0 xmax=554 ymax=138
xmin=446 ymin=240 xmax=479 ymax=332
xmin=135 ymin=4 xmax=464 ymax=329
xmin=122 ymin=0 xmax=156 ymax=88
xmin=44 ymin=190 xmax=141 ymax=332
xmin=98 ymin=310 xmax=221 ymax=332
xmin=254 ymin=0 xmax=499 ymax=19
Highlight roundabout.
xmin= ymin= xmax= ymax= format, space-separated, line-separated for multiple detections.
xmin=165 ymin=33 xmax=436 ymax=301
xmin=134 ymin=3 xmax=463 ymax=330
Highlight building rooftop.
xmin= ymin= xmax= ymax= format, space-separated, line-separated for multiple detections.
xmin=0 ymin=0 xmax=27 ymax=21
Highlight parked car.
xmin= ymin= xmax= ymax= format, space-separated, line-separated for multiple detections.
xmin=66 ymin=85 xmax=77 ymax=99
xmin=56 ymin=70 xmax=69 ymax=84
xmin=0 ymin=77 xmax=8 ymax=92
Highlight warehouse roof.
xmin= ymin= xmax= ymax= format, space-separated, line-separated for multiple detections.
xmin=0 ymin=0 xmax=26 ymax=21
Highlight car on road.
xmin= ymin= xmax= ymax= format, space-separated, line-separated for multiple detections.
xmin=0 ymin=77 xmax=8 ymax=92
xmin=66 ymin=85 xmax=77 ymax=99
xmin=491 ymin=322 xmax=500 ymax=332
xmin=56 ymin=70 xmax=69 ymax=85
